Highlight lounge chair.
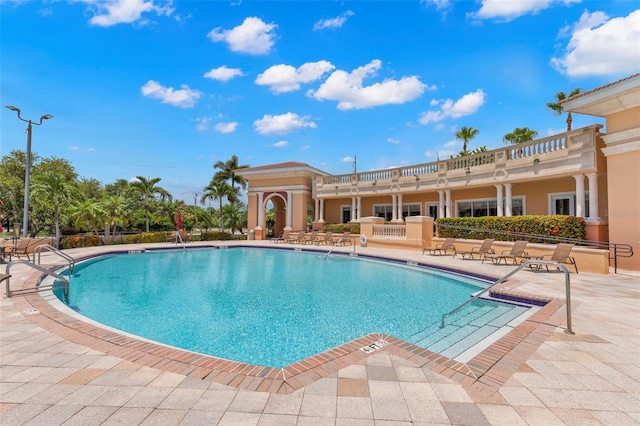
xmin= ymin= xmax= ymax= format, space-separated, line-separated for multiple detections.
xmin=285 ymin=231 xmax=303 ymax=244
xmin=331 ymin=231 xmax=351 ymax=246
xmin=483 ymin=240 xmax=528 ymax=265
xmin=272 ymin=230 xmax=290 ymax=243
xmin=423 ymin=238 xmax=456 ymax=256
xmin=316 ymin=232 xmax=333 ymax=245
xmin=524 ymin=243 xmax=578 ymax=273
xmin=302 ymin=231 xmax=319 ymax=244
xmin=10 ymin=238 xmax=33 ymax=261
xmin=454 ymin=238 xmax=495 ymax=260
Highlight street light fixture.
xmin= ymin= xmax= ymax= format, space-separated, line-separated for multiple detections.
xmin=5 ymin=105 xmax=54 ymax=238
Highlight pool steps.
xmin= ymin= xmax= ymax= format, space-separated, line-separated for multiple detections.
xmin=409 ymin=300 xmax=530 ymax=360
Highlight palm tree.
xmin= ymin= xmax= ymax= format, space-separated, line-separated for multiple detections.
xmin=68 ymin=199 xmax=106 ymax=234
xmin=101 ymin=195 xmax=130 ymax=236
xmin=201 ymin=180 xmax=235 ymax=232
xmin=223 ymin=201 xmax=247 ymax=235
xmin=32 ymin=171 xmax=76 ymax=248
xmin=129 ymin=176 xmax=172 ymax=232
xmin=546 ymin=88 xmax=582 ymax=132
xmin=455 ymin=126 xmax=480 ymax=155
xmin=213 ymin=155 xmax=249 ymax=198
xmin=503 ymin=127 xmax=539 ymax=144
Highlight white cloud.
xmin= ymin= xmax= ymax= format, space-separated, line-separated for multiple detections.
xmin=140 ymin=80 xmax=201 ymax=108
xmin=215 ymin=122 xmax=239 ymax=133
xmin=203 ymin=66 xmax=244 ymax=82
xmin=194 ymin=117 xmax=211 ymax=131
xmin=444 ymin=139 xmax=458 ymax=147
xmin=419 ymin=89 xmax=486 ymax=124
xmin=387 ymin=138 xmax=400 ymax=144
xmin=551 ymin=10 xmax=640 ymax=77
xmin=342 ymin=156 xmax=354 ymax=162
xmin=255 ymin=61 xmax=335 ymax=93
xmin=313 ymin=10 xmax=354 ymax=31
xmin=470 ymin=0 xmax=553 ymax=22
xmin=308 ymin=60 xmax=429 ymax=110
xmin=207 ymin=17 xmax=277 ymax=55
xmin=422 ymin=0 xmax=451 ymax=11
xmin=68 ymin=146 xmax=95 ymax=152
xmin=301 ymin=145 xmax=311 ymax=150
xmin=73 ymin=0 xmax=174 ymax=27
xmin=272 ymin=140 xmax=288 ymax=147
xmin=253 ymin=112 xmax=317 ymax=135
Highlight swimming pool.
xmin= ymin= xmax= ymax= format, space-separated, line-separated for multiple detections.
xmin=55 ymin=247 xmax=498 ymax=367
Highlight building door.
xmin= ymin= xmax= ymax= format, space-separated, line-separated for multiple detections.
xmin=550 ymin=194 xmax=574 ymax=215
xmin=342 ymin=206 xmax=351 ymax=223
xmin=426 ymin=203 xmax=439 ymax=219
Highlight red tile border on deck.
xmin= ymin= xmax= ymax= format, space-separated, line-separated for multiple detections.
xmin=13 ymin=269 xmax=566 ymax=394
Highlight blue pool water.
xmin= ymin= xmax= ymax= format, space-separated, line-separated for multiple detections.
xmin=56 ymin=247 xmax=492 ymax=367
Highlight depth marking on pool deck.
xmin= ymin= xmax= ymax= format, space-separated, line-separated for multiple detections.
xmin=360 ymin=339 xmax=389 ymax=354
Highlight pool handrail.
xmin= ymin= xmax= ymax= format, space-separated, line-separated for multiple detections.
xmin=34 ymin=244 xmax=75 ymax=274
xmin=441 ymin=260 xmax=574 ymax=334
xmin=4 ymin=259 xmax=70 ymax=301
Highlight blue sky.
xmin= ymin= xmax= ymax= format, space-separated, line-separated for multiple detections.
xmin=1 ymin=0 xmax=639 ymax=203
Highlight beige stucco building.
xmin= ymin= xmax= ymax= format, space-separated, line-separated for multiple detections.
xmin=237 ymin=74 xmax=640 ymax=271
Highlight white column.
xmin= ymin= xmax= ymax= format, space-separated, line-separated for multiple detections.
xmin=445 ymin=190 xmax=452 ymax=218
xmin=351 ymin=197 xmax=357 ymax=222
xmin=319 ymin=199 xmax=325 ymax=222
xmin=504 ymin=183 xmax=512 ymax=217
xmin=574 ymin=175 xmax=585 ymax=218
xmin=314 ymin=199 xmax=319 ymax=222
xmin=257 ymin=192 xmax=264 ymax=228
xmin=356 ymin=196 xmax=362 ymax=220
xmin=495 ymin=184 xmax=503 ymax=217
xmin=286 ymin=191 xmax=293 ymax=229
xmin=391 ymin=194 xmax=397 ymax=221
xmin=587 ymin=173 xmax=600 ymax=220
xmin=438 ymin=190 xmax=444 ymax=219
xmin=397 ymin=194 xmax=404 ymax=222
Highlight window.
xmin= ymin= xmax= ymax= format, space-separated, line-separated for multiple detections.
xmin=426 ymin=203 xmax=439 ymax=219
xmin=341 ymin=206 xmax=351 ymax=223
xmin=456 ymin=197 xmax=525 ymax=217
xmin=373 ymin=204 xmax=421 ymax=221
xmin=549 ymin=192 xmax=589 ymax=217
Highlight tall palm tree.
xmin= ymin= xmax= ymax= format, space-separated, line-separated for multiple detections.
xmin=201 ymin=180 xmax=235 ymax=232
xmin=546 ymin=88 xmax=582 ymax=132
xmin=503 ymin=127 xmax=539 ymax=144
xmin=32 ymin=171 xmax=76 ymax=248
xmin=130 ymin=176 xmax=172 ymax=232
xmin=222 ymin=201 xmax=247 ymax=235
xmin=213 ymin=155 xmax=250 ymax=197
xmin=455 ymin=126 xmax=480 ymax=155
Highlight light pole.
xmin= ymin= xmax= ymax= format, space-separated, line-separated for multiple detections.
xmin=5 ymin=106 xmax=54 ymax=238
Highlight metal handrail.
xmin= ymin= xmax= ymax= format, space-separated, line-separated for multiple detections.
xmin=4 ymin=259 xmax=70 ymax=301
xmin=436 ymin=223 xmax=633 ymax=273
xmin=34 ymin=244 xmax=75 ymax=274
xmin=441 ymin=260 xmax=574 ymax=335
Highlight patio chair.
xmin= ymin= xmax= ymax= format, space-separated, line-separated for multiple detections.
xmin=423 ymin=238 xmax=456 ymax=256
xmin=315 ymin=231 xmax=333 ymax=245
xmin=285 ymin=231 xmax=304 ymax=244
xmin=524 ymin=243 xmax=578 ymax=273
xmin=272 ymin=230 xmax=290 ymax=243
xmin=454 ymin=238 xmax=495 ymax=260
xmin=331 ymin=231 xmax=351 ymax=246
xmin=302 ymin=231 xmax=319 ymax=244
xmin=10 ymin=238 xmax=33 ymax=261
xmin=483 ymin=240 xmax=528 ymax=265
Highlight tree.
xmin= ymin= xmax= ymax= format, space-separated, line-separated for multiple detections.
xmin=32 ymin=171 xmax=77 ymax=247
xmin=454 ymin=126 xmax=480 ymax=155
xmin=213 ymin=155 xmax=249 ymax=198
xmin=503 ymin=127 xmax=539 ymax=144
xmin=68 ymin=199 xmax=106 ymax=233
xmin=129 ymin=176 xmax=172 ymax=232
xmin=101 ymin=195 xmax=130 ymax=236
xmin=201 ymin=180 xmax=235 ymax=232
xmin=222 ymin=201 xmax=247 ymax=235
xmin=546 ymin=88 xmax=582 ymax=132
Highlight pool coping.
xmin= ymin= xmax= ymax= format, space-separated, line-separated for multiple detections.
xmin=9 ymin=247 xmax=567 ymax=395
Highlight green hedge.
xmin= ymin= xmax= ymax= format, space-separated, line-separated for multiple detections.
xmin=201 ymin=231 xmax=237 ymax=241
xmin=60 ymin=235 xmax=101 ymax=249
xmin=323 ymin=223 xmax=360 ymax=234
xmin=436 ymin=215 xmax=585 ymax=242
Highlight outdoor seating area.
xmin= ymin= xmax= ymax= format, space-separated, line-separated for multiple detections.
xmin=1 ymin=237 xmax=53 ymax=263
xmin=523 ymin=243 xmax=579 ymax=273
xmin=272 ymin=230 xmax=352 ymax=246
xmin=423 ymin=237 xmax=456 ymax=256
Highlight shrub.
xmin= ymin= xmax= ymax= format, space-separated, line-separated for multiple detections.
xmin=323 ymin=223 xmax=361 ymax=234
xmin=140 ymin=232 xmax=165 ymax=243
xmin=60 ymin=234 xmax=101 ymax=249
xmin=201 ymin=231 xmax=235 ymax=241
xmin=436 ymin=215 xmax=585 ymax=242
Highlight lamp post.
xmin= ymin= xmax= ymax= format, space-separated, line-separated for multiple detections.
xmin=5 ymin=106 xmax=53 ymax=238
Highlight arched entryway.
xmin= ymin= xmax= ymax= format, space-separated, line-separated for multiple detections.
xmin=263 ymin=192 xmax=287 ymax=238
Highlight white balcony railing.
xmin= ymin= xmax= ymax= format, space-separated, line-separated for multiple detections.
xmin=373 ymin=224 xmax=406 ymax=239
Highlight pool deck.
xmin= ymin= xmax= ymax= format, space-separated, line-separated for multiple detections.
xmin=1 ymin=241 xmax=639 ymax=425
